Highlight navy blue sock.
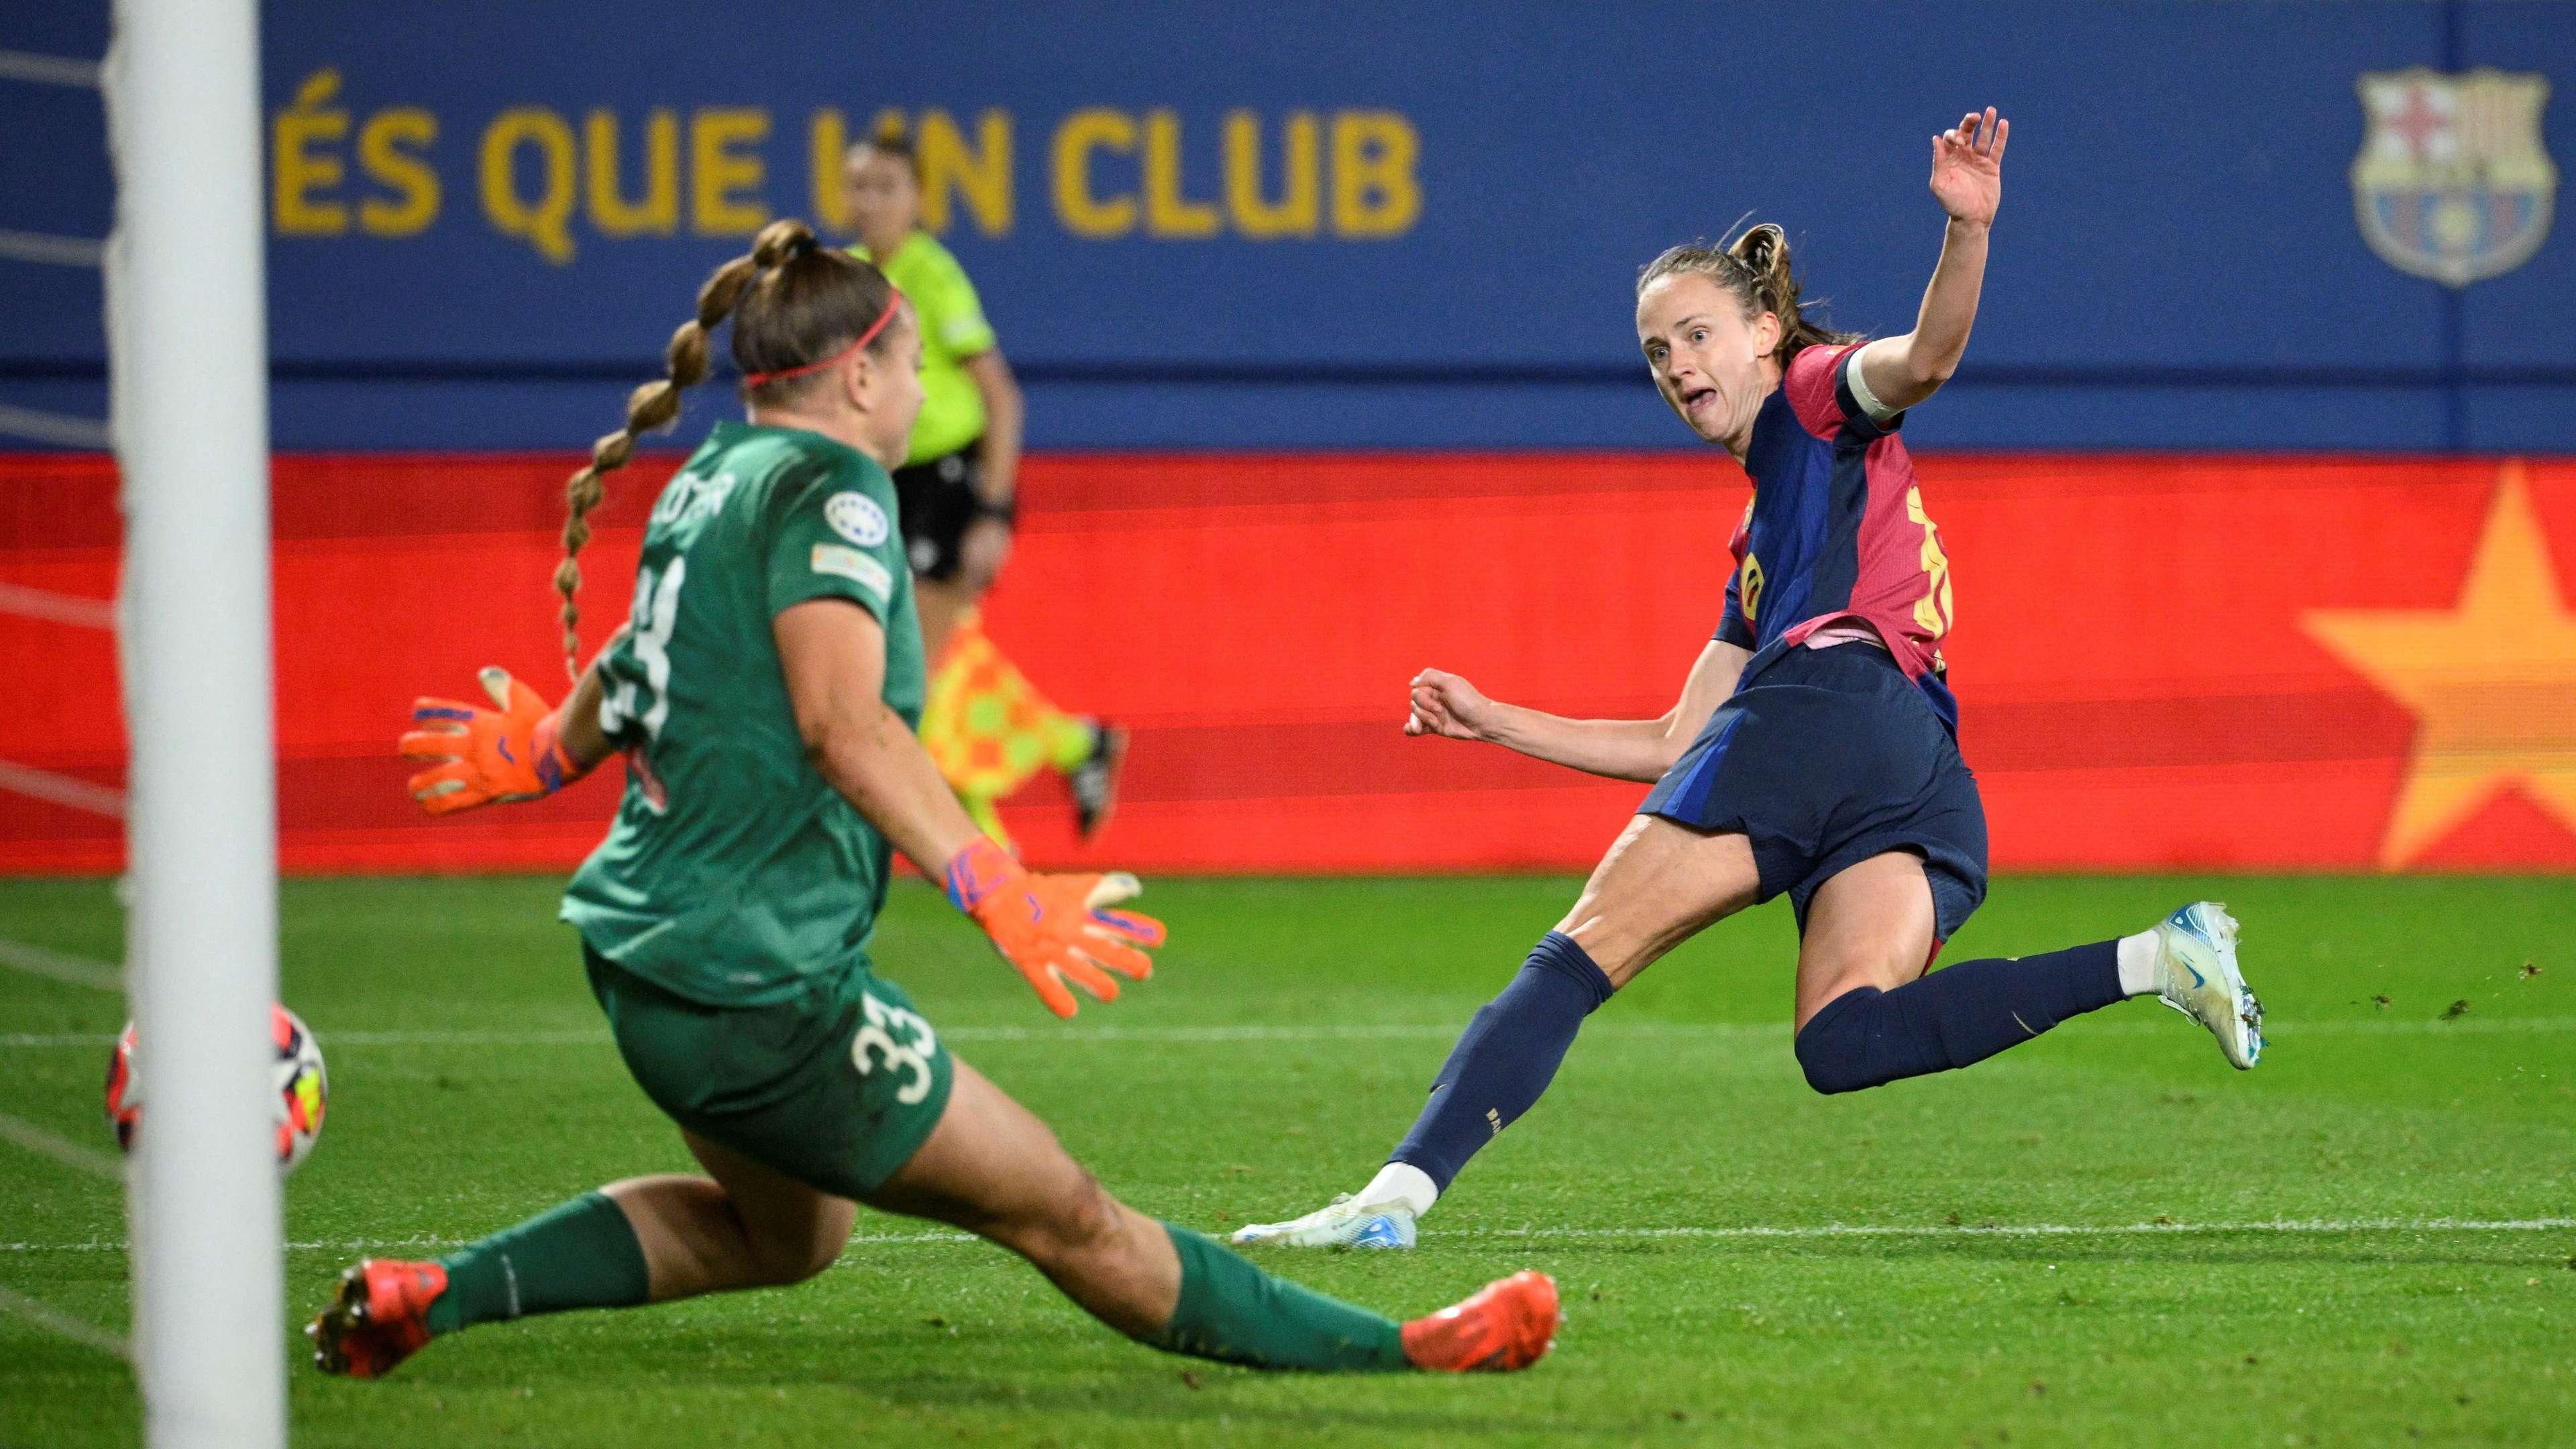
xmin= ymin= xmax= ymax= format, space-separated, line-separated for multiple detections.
xmin=1792 ymin=941 xmax=2125 ymax=1095
xmin=1391 ymin=932 xmax=1613 ymax=1193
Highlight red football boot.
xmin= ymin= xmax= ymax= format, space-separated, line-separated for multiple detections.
xmin=308 ymin=1258 xmax=447 ymax=1379
xmin=1400 ymin=1269 xmax=1559 ymax=1372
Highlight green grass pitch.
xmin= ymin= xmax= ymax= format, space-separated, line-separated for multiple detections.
xmin=3 ymin=872 xmax=2572 ymax=1446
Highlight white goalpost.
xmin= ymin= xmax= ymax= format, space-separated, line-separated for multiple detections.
xmin=103 ymin=1 xmax=286 ymax=1445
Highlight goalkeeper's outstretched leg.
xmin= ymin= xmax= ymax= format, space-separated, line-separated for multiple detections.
xmin=316 ymin=1060 xmax=1556 ymax=1378
xmin=873 ymin=1061 xmax=1556 ymax=1372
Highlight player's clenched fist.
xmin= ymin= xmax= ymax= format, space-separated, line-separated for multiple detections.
xmin=943 ymin=837 xmax=1165 ymax=1018
xmin=1404 ymin=668 xmax=1495 ymax=742
xmin=400 ymin=667 xmax=590 ymax=816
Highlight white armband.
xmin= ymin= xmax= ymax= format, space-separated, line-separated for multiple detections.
xmin=1845 ymin=348 xmax=1901 ymax=425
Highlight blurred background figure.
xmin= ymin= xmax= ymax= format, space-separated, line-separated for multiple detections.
xmin=841 ymin=125 xmax=1126 ymax=850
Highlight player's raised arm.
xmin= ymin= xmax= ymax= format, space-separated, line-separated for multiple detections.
xmin=1403 ymin=639 xmax=1749 ymax=784
xmin=1856 ymin=106 xmax=2008 ymax=416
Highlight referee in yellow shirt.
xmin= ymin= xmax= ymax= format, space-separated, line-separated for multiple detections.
xmin=844 ymin=127 xmax=1124 ymax=847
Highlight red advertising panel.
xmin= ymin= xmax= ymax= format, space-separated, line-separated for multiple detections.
xmin=4 ymin=451 xmax=2572 ymax=874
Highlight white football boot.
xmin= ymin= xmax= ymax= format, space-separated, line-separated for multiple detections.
xmin=2148 ymin=902 xmax=2265 ymax=1069
xmin=1231 ymin=1193 xmax=1419 ymax=1250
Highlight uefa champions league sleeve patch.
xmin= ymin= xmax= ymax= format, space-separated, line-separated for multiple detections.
xmin=824 ymin=491 xmax=892 ymax=548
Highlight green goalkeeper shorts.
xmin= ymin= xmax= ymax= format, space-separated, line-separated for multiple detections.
xmin=583 ymin=945 xmax=955 ymax=1198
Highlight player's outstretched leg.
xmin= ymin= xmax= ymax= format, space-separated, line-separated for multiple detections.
xmin=312 ymin=1132 xmax=857 ymax=1378
xmin=1788 ymin=855 xmax=2263 ymax=1093
xmin=310 ymin=1194 xmax=653 ymax=1378
xmin=873 ymin=1061 xmax=1556 ymax=1372
xmin=1236 ymin=819 xmax=1758 ymax=1249
xmin=1233 ymin=835 xmax=2269 ymax=1252
xmin=2135 ymin=901 xmax=2264 ymax=1067
xmin=1229 ymin=930 xmax=1618 ymax=1251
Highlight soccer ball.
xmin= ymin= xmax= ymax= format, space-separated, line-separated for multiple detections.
xmin=104 ymin=1004 xmax=329 ymax=1175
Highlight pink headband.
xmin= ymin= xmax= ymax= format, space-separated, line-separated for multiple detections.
xmin=743 ymin=286 xmax=906 ymax=387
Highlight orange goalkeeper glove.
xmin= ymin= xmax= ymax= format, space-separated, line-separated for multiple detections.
xmin=943 ymin=837 xmax=1165 ymax=1018
xmin=400 ymin=667 xmax=592 ymax=817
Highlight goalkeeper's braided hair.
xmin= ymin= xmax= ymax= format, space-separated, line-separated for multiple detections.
xmin=553 ymin=217 xmax=902 ymax=680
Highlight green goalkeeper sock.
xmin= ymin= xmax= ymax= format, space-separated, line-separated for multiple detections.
xmin=425 ymin=1191 xmax=651 ymax=1335
xmin=1148 ymin=1224 xmax=1409 ymax=1372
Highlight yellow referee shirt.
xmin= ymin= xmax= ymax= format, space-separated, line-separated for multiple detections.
xmin=850 ymin=231 xmax=996 ymax=466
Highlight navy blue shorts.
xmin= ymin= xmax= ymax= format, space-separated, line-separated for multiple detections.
xmin=1638 ymin=643 xmax=1989 ymax=941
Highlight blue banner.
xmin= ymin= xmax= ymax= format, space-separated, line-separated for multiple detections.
xmin=1 ymin=1 xmax=2569 ymax=448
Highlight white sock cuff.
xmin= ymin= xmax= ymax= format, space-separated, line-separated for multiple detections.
xmin=2115 ymin=930 xmax=2161 ymax=998
xmin=1361 ymin=1161 xmax=1440 ymax=1218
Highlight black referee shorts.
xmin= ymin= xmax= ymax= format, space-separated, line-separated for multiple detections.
xmin=890 ymin=441 xmax=986 ymax=583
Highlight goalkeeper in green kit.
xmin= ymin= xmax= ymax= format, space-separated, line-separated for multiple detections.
xmin=309 ymin=220 xmax=1554 ymax=1380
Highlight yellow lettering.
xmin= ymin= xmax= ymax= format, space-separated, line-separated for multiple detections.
xmin=1142 ymin=109 xmax=1218 ymax=238
xmin=1740 ymin=553 xmax=1766 ymax=623
xmin=1904 ymin=486 xmax=1953 ymax=633
xmin=1331 ymin=111 xmax=1421 ymax=238
xmin=810 ymin=108 xmax=851 ymax=231
xmin=356 ymin=108 xmax=438 ymax=237
xmin=1052 ymin=108 xmax=1136 ymax=238
xmin=918 ymin=109 xmax=1012 ymax=236
xmin=1224 ymin=110 xmax=1318 ymax=239
xmin=691 ymin=108 xmax=769 ymax=235
xmin=586 ymin=109 xmax=678 ymax=237
xmin=272 ymin=70 xmax=349 ymax=235
xmin=480 ymin=107 xmax=578 ymax=263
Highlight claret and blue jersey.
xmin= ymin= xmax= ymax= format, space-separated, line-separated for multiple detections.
xmin=1718 ymin=343 xmax=1960 ymax=731
xmin=1643 ymin=340 xmax=1989 ymax=940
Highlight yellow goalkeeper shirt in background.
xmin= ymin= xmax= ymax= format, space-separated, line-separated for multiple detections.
xmin=851 ymin=231 xmax=996 ymax=465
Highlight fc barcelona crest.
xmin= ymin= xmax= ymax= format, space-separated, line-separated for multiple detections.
xmin=2351 ymin=68 xmax=2557 ymax=286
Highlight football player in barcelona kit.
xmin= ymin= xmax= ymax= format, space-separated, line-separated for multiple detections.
xmin=1236 ymin=108 xmax=2269 ymax=1252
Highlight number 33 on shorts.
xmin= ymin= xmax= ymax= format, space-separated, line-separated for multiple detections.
xmin=851 ymin=988 xmax=938 ymax=1106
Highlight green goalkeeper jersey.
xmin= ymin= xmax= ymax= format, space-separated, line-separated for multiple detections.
xmin=561 ymin=421 xmax=926 ymax=1007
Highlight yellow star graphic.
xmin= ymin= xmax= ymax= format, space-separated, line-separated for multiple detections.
xmin=2302 ymin=461 xmax=2576 ymax=867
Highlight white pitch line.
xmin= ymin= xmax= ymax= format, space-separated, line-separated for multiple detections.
xmin=311 ymin=1028 xmax=606 ymax=1047
xmin=0 ymin=49 xmax=101 ymax=88
xmin=1152 ymin=1012 xmax=2547 ymax=1038
xmin=0 ymin=1281 xmax=129 ymax=1360
xmin=0 ymin=227 xmax=103 ymax=268
xmin=0 ymin=1237 xmax=460 ymax=1254
xmin=4 ymin=1015 xmax=2576 ymax=1051
xmin=0 ymin=1110 xmax=121 ymax=1179
xmin=0 ymin=403 xmax=110 ymax=449
xmin=0 ymin=581 xmax=115 ymax=629
xmin=828 ymin=1216 xmax=2576 ymax=1248
xmin=942 ymin=1022 xmax=1565 ymax=1044
xmin=0 ymin=758 xmax=125 ymax=816
xmin=0 ymin=1216 xmax=2564 ymax=1258
xmin=0 ymin=937 xmax=121 ymax=993
xmin=815 ymin=1216 xmax=2576 ymax=1250
xmin=1458 ymin=1216 xmax=2576 ymax=1243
